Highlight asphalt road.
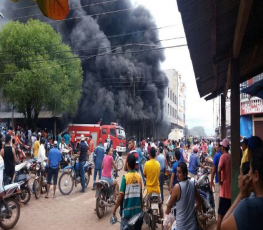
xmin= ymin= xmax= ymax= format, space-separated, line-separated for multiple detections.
xmin=11 ymin=157 xmax=216 ymax=230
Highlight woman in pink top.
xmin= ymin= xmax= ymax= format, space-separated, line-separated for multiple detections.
xmin=101 ymin=147 xmax=119 ymax=199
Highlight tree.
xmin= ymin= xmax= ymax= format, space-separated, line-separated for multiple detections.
xmin=0 ymin=20 xmax=83 ymax=129
xmin=189 ymin=126 xmax=207 ymax=137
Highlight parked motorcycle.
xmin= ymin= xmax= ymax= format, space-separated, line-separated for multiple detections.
xmin=58 ymin=155 xmax=93 ymax=195
xmin=95 ymin=170 xmax=118 ymax=219
xmin=143 ymin=193 xmax=162 ymax=230
xmin=113 ymin=151 xmax=123 ymax=170
xmin=33 ymin=162 xmax=48 ymax=199
xmin=14 ymin=162 xmax=31 ymax=204
xmin=190 ymin=166 xmax=215 ymax=230
xmin=0 ymin=183 xmax=21 ymax=229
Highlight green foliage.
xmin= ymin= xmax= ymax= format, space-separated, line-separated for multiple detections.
xmin=0 ymin=19 xmax=83 ymax=127
xmin=189 ymin=126 xmax=206 ymax=137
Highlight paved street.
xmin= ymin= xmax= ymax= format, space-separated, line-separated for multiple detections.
xmin=12 ymin=157 xmax=216 ymax=230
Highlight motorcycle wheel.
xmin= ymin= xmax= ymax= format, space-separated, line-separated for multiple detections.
xmin=20 ymin=188 xmax=31 ymax=205
xmin=58 ymin=172 xmax=74 ymax=195
xmin=34 ymin=180 xmax=41 ymax=199
xmin=0 ymin=197 xmax=20 ymax=230
xmin=85 ymin=173 xmax=90 ymax=188
xmin=196 ymin=206 xmax=206 ymax=230
xmin=151 ymin=214 xmax=156 ymax=230
xmin=117 ymin=158 xmax=124 ymax=170
xmin=96 ymin=192 xmax=105 ymax=219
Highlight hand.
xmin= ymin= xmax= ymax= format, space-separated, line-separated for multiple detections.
xmin=210 ymin=182 xmax=214 ymax=191
xmin=239 ymin=175 xmax=253 ymax=199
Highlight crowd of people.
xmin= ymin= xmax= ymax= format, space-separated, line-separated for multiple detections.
xmin=1 ymin=125 xmax=263 ymax=230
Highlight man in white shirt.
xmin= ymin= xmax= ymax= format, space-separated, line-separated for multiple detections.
xmin=59 ymin=138 xmax=68 ymax=152
xmin=38 ymin=138 xmax=47 ymax=163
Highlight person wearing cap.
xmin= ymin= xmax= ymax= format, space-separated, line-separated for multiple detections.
xmin=46 ymin=141 xmax=61 ymax=198
xmin=188 ymin=145 xmax=208 ymax=176
xmin=217 ymin=138 xmax=231 ymax=230
xmin=77 ymin=134 xmax=89 ymax=193
xmin=92 ymin=138 xmax=105 ymax=190
xmin=210 ymin=140 xmax=222 ymax=219
xmin=240 ymin=137 xmax=249 ymax=167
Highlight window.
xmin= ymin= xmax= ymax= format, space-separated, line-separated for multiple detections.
xmin=102 ymin=128 xmax=107 ymax=134
xmin=168 ymin=103 xmax=170 ymax=114
xmin=116 ymin=128 xmax=126 ymax=139
xmin=110 ymin=128 xmax=116 ymax=137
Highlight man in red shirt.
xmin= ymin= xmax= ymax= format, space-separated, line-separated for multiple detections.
xmin=70 ymin=131 xmax=76 ymax=151
xmin=217 ymin=138 xmax=231 ymax=230
xmin=124 ymin=137 xmax=139 ymax=172
xmin=89 ymin=135 xmax=94 ymax=161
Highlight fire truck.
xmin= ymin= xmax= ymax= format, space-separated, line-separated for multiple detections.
xmin=68 ymin=122 xmax=126 ymax=155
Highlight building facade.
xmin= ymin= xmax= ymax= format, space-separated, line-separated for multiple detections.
xmin=163 ymin=69 xmax=186 ymax=135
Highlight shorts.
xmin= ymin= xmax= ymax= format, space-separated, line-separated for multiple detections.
xmin=218 ymin=197 xmax=231 ymax=216
xmin=101 ymin=176 xmax=114 ymax=185
xmin=47 ymin=167 xmax=59 ymax=185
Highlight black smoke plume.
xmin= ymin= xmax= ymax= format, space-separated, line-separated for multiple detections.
xmin=0 ymin=0 xmax=169 ymax=139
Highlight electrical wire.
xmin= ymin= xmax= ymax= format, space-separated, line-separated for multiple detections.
xmin=0 ymin=44 xmax=187 ymax=75
xmin=0 ymin=36 xmax=185 ymax=63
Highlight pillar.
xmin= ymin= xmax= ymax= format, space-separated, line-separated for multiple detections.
xmin=221 ymin=94 xmax=226 ymax=139
xmin=230 ymin=58 xmax=240 ymax=201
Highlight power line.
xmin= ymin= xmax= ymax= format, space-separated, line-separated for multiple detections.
xmin=0 ymin=44 xmax=187 ymax=75
xmin=0 ymin=24 xmax=182 ymax=56
xmin=0 ymin=37 xmax=185 ymax=63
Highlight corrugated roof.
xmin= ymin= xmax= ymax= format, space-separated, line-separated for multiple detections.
xmin=177 ymin=0 xmax=263 ymax=100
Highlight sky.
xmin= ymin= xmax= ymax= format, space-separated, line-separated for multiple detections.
xmin=132 ymin=0 xmax=215 ymax=135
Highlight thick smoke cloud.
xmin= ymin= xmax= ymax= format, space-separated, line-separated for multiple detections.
xmin=1 ymin=0 xmax=169 ymax=137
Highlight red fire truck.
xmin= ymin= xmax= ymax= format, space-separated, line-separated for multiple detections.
xmin=68 ymin=122 xmax=126 ymax=155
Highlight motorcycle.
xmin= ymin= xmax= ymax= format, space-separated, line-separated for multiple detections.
xmin=60 ymin=148 xmax=73 ymax=169
xmin=33 ymin=162 xmax=48 ymax=199
xmin=113 ymin=151 xmax=124 ymax=170
xmin=143 ymin=193 xmax=162 ymax=230
xmin=0 ymin=183 xmax=21 ymax=229
xmin=14 ymin=162 xmax=31 ymax=205
xmin=95 ymin=170 xmax=118 ymax=219
xmin=164 ymin=167 xmax=172 ymax=186
xmin=58 ymin=155 xmax=93 ymax=195
xmin=190 ymin=166 xmax=215 ymax=230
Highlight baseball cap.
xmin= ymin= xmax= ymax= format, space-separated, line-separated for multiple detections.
xmin=98 ymin=138 xmax=102 ymax=143
xmin=220 ymin=138 xmax=229 ymax=148
xmin=193 ymin=146 xmax=199 ymax=152
xmin=54 ymin=141 xmax=58 ymax=146
xmin=248 ymin=136 xmax=262 ymax=151
xmin=80 ymin=134 xmax=85 ymax=141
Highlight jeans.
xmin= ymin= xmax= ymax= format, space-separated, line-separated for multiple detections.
xmin=79 ymin=161 xmax=86 ymax=192
xmin=120 ymin=218 xmax=129 ymax=230
xmin=93 ymin=168 xmax=102 ymax=188
xmin=159 ymin=171 xmax=165 ymax=203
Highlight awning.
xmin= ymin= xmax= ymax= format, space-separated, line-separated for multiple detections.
xmin=0 ymin=111 xmax=62 ymax=119
xmin=241 ymin=79 xmax=263 ymax=99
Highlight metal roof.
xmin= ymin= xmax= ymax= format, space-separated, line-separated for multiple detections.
xmin=0 ymin=111 xmax=61 ymax=119
xmin=177 ymin=0 xmax=263 ymax=100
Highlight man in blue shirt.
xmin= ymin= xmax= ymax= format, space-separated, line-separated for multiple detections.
xmin=156 ymin=146 xmax=167 ymax=203
xmin=63 ymin=131 xmax=70 ymax=145
xmin=169 ymin=150 xmax=181 ymax=192
xmin=188 ymin=146 xmax=207 ymax=176
xmin=136 ymin=142 xmax=146 ymax=184
xmin=92 ymin=138 xmax=105 ymax=190
xmin=46 ymin=141 xmax=62 ymax=198
xmin=210 ymin=141 xmax=222 ymax=219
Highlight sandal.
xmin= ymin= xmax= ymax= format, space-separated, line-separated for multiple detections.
xmin=45 ymin=195 xmax=49 ymax=199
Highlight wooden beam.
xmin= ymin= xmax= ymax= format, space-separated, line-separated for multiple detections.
xmin=230 ymin=57 xmax=240 ymax=201
xmin=233 ymin=0 xmax=254 ymax=59
xmin=223 ymin=63 xmax=231 ymax=98
xmin=221 ymin=94 xmax=226 ymax=139
xmin=211 ymin=0 xmax=218 ymax=91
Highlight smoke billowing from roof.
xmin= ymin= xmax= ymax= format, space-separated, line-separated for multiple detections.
xmin=1 ymin=0 xmax=168 ymax=129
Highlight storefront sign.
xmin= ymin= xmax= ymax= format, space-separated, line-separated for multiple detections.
xmin=241 ymin=103 xmax=263 ymax=115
